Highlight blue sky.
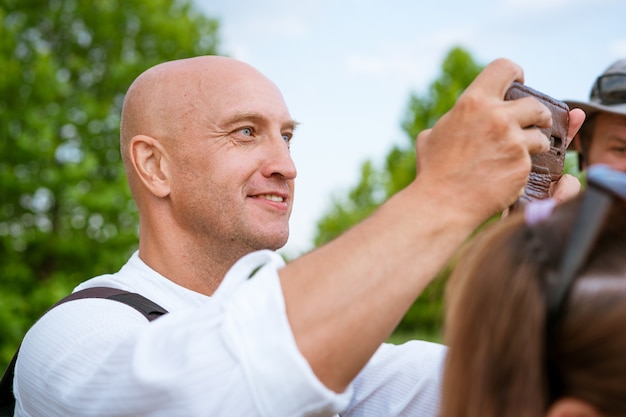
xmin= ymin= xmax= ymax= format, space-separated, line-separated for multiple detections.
xmin=194 ymin=0 xmax=626 ymax=256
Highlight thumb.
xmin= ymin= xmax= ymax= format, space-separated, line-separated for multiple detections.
xmin=415 ymin=128 xmax=432 ymax=175
xmin=550 ymin=174 xmax=581 ymax=203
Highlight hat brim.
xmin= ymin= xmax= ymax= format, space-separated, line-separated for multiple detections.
xmin=564 ymin=100 xmax=626 ymax=118
xmin=563 ymin=100 xmax=626 ymax=150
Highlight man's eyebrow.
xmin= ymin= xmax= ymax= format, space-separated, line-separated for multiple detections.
xmin=608 ymin=136 xmax=626 ymax=144
xmin=286 ymin=119 xmax=301 ymax=131
xmin=222 ymin=112 xmax=300 ymax=130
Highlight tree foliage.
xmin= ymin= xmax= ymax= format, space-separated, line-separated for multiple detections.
xmin=314 ymin=47 xmax=484 ymax=339
xmin=0 ymin=0 xmax=220 ymax=368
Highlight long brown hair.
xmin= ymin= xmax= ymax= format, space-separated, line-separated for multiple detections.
xmin=440 ymin=195 xmax=626 ymax=417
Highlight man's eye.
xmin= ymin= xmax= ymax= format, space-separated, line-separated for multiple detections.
xmin=239 ymin=127 xmax=253 ymax=136
xmin=610 ymin=146 xmax=626 ymax=155
xmin=282 ymin=133 xmax=292 ymax=143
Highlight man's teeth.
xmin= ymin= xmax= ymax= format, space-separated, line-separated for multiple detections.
xmin=258 ymin=194 xmax=284 ymax=202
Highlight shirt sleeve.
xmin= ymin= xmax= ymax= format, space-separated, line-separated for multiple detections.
xmin=14 ymin=251 xmax=351 ymax=417
xmin=341 ymin=341 xmax=446 ymax=417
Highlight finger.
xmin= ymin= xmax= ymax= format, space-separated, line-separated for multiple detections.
xmin=522 ymin=126 xmax=551 ymax=155
xmin=416 ymin=128 xmax=432 ymax=143
xmin=549 ymin=173 xmax=581 ymax=203
xmin=465 ymin=58 xmax=524 ymax=99
xmin=565 ymin=108 xmax=586 ymax=148
xmin=414 ymin=128 xmax=432 ymax=175
xmin=506 ymin=95 xmax=554 ymax=130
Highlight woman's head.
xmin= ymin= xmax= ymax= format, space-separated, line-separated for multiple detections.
xmin=441 ymin=166 xmax=626 ymax=417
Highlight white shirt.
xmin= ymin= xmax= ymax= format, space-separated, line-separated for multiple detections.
xmin=14 ymin=250 xmax=446 ymax=416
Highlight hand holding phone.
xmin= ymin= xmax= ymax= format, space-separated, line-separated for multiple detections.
xmin=505 ymin=82 xmax=570 ymax=211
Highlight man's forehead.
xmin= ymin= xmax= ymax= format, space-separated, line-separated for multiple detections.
xmin=198 ymin=78 xmax=293 ymax=123
xmin=596 ymin=112 xmax=626 ymax=127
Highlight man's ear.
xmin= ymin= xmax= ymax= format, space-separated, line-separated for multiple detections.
xmin=129 ymin=135 xmax=171 ymax=198
xmin=546 ymin=397 xmax=602 ymax=417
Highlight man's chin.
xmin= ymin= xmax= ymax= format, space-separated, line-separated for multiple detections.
xmin=264 ymin=235 xmax=289 ymax=251
xmin=260 ymin=229 xmax=289 ymax=251
xmin=239 ymin=226 xmax=286 ymax=250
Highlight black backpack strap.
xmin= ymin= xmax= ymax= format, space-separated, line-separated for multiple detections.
xmin=0 ymin=287 xmax=168 ymax=415
xmin=54 ymin=287 xmax=168 ymax=321
xmin=0 ymin=355 xmax=18 ymax=417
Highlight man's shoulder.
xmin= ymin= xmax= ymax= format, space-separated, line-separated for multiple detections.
xmin=73 ymin=274 xmax=134 ymax=293
xmin=72 ymin=252 xmax=140 ymax=293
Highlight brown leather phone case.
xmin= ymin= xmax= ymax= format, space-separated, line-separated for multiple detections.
xmin=505 ymin=82 xmax=569 ymax=210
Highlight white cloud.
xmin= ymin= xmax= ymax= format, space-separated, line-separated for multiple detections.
xmin=610 ymin=38 xmax=626 ymax=57
xmin=343 ymin=26 xmax=477 ymax=79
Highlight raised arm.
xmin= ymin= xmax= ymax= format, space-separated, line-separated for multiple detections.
xmin=280 ymin=58 xmax=586 ymax=392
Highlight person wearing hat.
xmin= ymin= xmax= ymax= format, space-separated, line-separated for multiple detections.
xmin=566 ymin=59 xmax=626 ymax=172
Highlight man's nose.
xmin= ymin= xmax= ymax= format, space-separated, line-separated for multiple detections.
xmin=261 ymin=134 xmax=297 ymax=180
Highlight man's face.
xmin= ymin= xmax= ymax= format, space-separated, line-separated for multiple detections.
xmin=586 ymin=112 xmax=626 ymax=172
xmin=165 ymin=66 xmax=298 ymax=253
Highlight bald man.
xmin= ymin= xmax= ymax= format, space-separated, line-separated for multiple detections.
xmin=12 ymin=56 xmax=584 ymax=416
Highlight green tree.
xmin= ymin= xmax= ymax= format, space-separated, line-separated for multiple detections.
xmin=0 ymin=0 xmax=220 ymax=368
xmin=314 ymin=47 xmax=484 ymax=340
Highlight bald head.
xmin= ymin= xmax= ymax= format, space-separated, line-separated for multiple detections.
xmin=119 ymin=55 xmax=287 ymax=199
xmin=121 ymin=56 xmax=274 ymax=161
